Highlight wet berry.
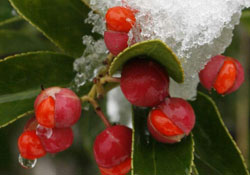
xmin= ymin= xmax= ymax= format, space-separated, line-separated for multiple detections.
xmin=39 ymin=127 xmax=73 ymax=154
xmin=199 ymin=55 xmax=244 ymax=95
xmin=120 ymin=59 xmax=169 ymax=107
xmin=34 ymin=87 xmax=82 ymax=128
xmin=18 ymin=131 xmax=46 ymax=160
xmin=104 ymin=30 xmax=128 ymax=56
xmin=147 ymin=97 xmax=195 ymax=143
xmin=105 ymin=6 xmax=136 ymax=33
xmin=93 ymin=125 xmax=132 ymax=173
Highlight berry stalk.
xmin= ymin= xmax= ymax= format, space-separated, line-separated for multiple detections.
xmin=81 ymin=96 xmax=111 ymax=128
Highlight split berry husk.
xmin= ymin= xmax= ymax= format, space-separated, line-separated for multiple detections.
xmin=199 ymin=55 xmax=244 ymax=95
xmin=147 ymin=97 xmax=195 ymax=143
xmin=23 ymin=117 xmax=73 ymax=154
xmin=93 ymin=125 xmax=132 ymax=173
xmin=104 ymin=30 xmax=128 ymax=56
xmin=39 ymin=127 xmax=73 ymax=154
xmin=34 ymin=87 xmax=82 ymax=128
xmin=99 ymin=158 xmax=131 ymax=175
xmin=105 ymin=6 xmax=136 ymax=33
xmin=18 ymin=130 xmax=46 ymax=160
xmin=120 ymin=59 xmax=170 ymax=107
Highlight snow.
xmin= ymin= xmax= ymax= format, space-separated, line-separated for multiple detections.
xmin=76 ymin=0 xmax=250 ymax=100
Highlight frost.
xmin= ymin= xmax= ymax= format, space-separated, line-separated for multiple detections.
xmin=85 ymin=11 xmax=106 ymax=35
xmin=86 ymin=0 xmax=250 ymax=100
xmin=72 ymin=36 xmax=107 ymax=91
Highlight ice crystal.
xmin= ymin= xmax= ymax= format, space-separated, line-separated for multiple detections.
xmin=86 ymin=0 xmax=250 ymax=100
xmin=73 ymin=36 xmax=107 ymax=91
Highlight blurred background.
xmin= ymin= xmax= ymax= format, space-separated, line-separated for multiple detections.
xmin=0 ymin=0 xmax=249 ymax=174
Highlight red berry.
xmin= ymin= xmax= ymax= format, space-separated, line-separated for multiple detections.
xmin=105 ymin=6 xmax=136 ymax=33
xmin=93 ymin=125 xmax=132 ymax=169
xmin=147 ymin=97 xmax=195 ymax=143
xmin=99 ymin=158 xmax=131 ymax=175
xmin=18 ymin=131 xmax=46 ymax=160
xmin=39 ymin=127 xmax=73 ymax=154
xmin=213 ymin=59 xmax=237 ymax=94
xmin=36 ymin=96 xmax=55 ymax=128
xmin=24 ymin=117 xmax=38 ymax=131
xmin=104 ymin=30 xmax=128 ymax=56
xmin=120 ymin=59 xmax=169 ymax=107
xmin=34 ymin=87 xmax=82 ymax=128
xmin=199 ymin=55 xmax=244 ymax=95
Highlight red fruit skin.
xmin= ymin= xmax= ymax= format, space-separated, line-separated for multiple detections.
xmin=18 ymin=131 xmax=46 ymax=160
xmin=35 ymin=96 xmax=55 ymax=128
xmin=34 ymin=87 xmax=81 ymax=128
xmin=24 ymin=117 xmax=38 ymax=131
xmin=104 ymin=31 xmax=128 ymax=56
xmin=39 ymin=127 xmax=73 ymax=154
xmin=199 ymin=55 xmax=225 ymax=90
xmin=99 ymin=158 xmax=131 ymax=175
xmin=226 ymin=58 xmax=244 ymax=94
xmin=147 ymin=116 xmax=185 ymax=144
xmin=105 ymin=6 xmax=136 ymax=33
xmin=199 ymin=55 xmax=245 ymax=94
xmin=149 ymin=109 xmax=184 ymax=136
xmin=93 ymin=125 xmax=132 ymax=168
xmin=213 ymin=59 xmax=237 ymax=94
xmin=54 ymin=88 xmax=82 ymax=128
xmin=34 ymin=87 xmax=61 ymax=109
xmin=147 ymin=98 xmax=195 ymax=143
xmin=120 ymin=59 xmax=169 ymax=107
xmin=158 ymin=98 xmax=195 ymax=135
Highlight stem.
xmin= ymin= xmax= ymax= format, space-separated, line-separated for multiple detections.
xmin=79 ymin=53 xmax=115 ymax=128
xmin=100 ymin=76 xmax=121 ymax=84
xmin=81 ymin=96 xmax=111 ymax=128
xmin=88 ymin=84 xmax=97 ymax=98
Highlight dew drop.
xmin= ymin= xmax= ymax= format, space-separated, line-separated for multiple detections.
xmin=36 ymin=124 xmax=53 ymax=139
xmin=18 ymin=154 xmax=37 ymax=169
xmin=83 ymin=103 xmax=90 ymax=111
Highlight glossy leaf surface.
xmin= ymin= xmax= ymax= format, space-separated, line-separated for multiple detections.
xmin=190 ymin=92 xmax=249 ymax=175
xmin=9 ymin=0 xmax=94 ymax=57
xmin=109 ymin=40 xmax=184 ymax=83
xmin=0 ymin=52 xmax=75 ymax=128
xmin=132 ymin=106 xmax=194 ymax=175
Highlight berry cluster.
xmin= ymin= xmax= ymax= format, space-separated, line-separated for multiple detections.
xmin=18 ymin=87 xmax=80 ymax=167
xmin=120 ymin=58 xmax=196 ymax=143
xmin=104 ymin=6 xmax=136 ymax=55
xmin=16 ymin=5 xmax=245 ymax=175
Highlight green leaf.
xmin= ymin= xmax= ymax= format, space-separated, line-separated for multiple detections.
xmin=0 ymin=30 xmax=54 ymax=56
xmin=109 ymin=40 xmax=184 ymax=83
xmin=190 ymin=92 xmax=249 ymax=175
xmin=9 ymin=0 xmax=95 ymax=57
xmin=0 ymin=51 xmax=76 ymax=128
xmin=0 ymin=0 xmax=16 ymax=22
xmin=81 ymin=0 xmax=91 ymax=8
xmin=0 ymin=16 xmax=22 ymax=28
xmin=191 ymin=165 xmax=199 ymax=175
xmin=241 ymin=10 xmax=250 ymax=36
xmin=81 ymin=103 xmax=106 ymax=156
xmin=132 ymin=106 xmax=194 ymax=175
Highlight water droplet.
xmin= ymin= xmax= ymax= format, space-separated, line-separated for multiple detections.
xmin=83 ymin=103 xmax=90 ymax=111
xmin=18 ymin=154 xmax=37 ymax=169
xmin=36 ymin=124 xmax=53 ymax=139
xmin=11 ymin=9 xmax=17 ymax=16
